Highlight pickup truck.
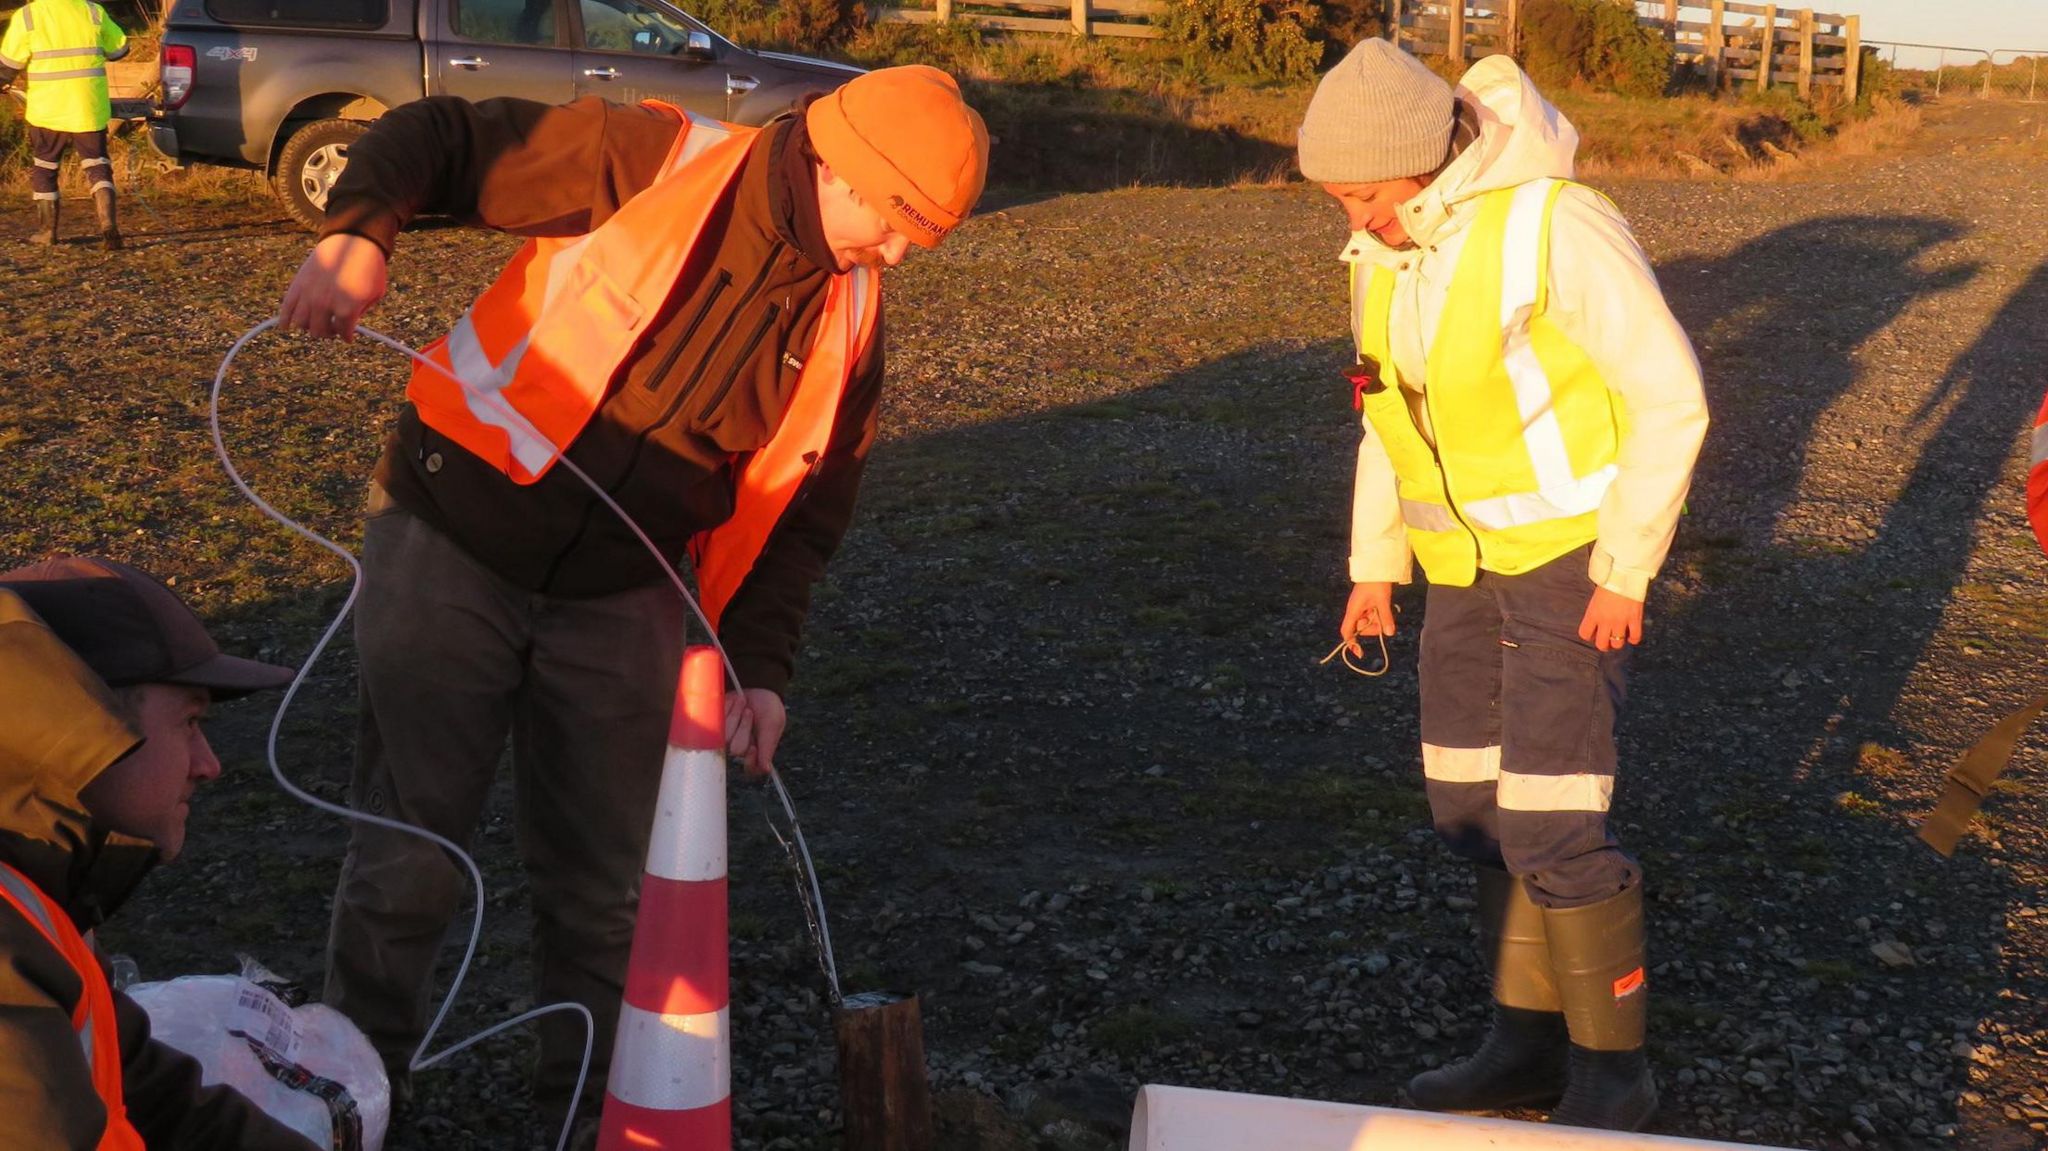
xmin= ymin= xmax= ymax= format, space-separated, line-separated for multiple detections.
xmin=153 ymin=0 xmax=862 ymax=229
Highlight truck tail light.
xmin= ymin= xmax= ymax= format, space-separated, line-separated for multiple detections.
xmin=161 ymin=44 xmax=195 ymax=110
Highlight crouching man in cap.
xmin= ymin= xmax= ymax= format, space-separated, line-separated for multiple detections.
xmin=274 ymin=65 xmax=989 ymax=1124
xmin=0 ymin=555 xmax=315 ymax=1148
xmin=1301 ymin=40 xmax=1709 ymax=1130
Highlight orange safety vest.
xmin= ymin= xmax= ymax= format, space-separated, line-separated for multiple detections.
xmin=2031 ymin=391 xmax=2048 ymax=557
xmin=0 ymin=862 xmax=146 ymax=1151
xmin=405 ymin=102 xmax=881 ymax=625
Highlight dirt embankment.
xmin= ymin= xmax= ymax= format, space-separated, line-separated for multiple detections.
xmin=0 ymin=99 xmax=2044 ymax=1150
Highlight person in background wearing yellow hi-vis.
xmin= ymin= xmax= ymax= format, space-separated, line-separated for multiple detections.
xmin=1299 ymin=40 xmax=1708 ymax=1131
xmin=0 ymin=0 xmax=129 ymax=248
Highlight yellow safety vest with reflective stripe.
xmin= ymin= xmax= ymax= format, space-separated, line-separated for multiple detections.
xmin=1352 ymin=178 xmax=1626 ymax=587
xmin=0 ymin=0 xmax=127 ymax=133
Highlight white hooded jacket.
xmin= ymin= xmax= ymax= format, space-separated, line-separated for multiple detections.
xmin=1344 ymin=56 xmax=1708 ymax=600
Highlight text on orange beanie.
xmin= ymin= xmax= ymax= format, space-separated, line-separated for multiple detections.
xmin=806 ymin=65 xmax=989 ymax=249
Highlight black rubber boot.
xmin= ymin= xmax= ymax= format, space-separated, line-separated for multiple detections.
xmin=31 ymin=199 xmax=57 ymax=245
xmin=1544 ymin=884 xmax=1658 ymax=1131
xmin=1407 ymin=868 xmax=1568 ymax=1111
xmin=93 ymin=186 xmax=122 ymax=251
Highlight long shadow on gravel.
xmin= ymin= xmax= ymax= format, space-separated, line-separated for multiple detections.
xmin=1626 ymin=222 xmax=2044 ymax=1148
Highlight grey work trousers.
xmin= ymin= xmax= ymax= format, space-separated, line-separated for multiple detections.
xmin=1417 ymin=544 xmax=1642 ymax=908
xmin=323 ymin=503 xmax=684 ymax=1115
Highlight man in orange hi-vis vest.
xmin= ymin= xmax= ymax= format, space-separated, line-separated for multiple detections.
xmin=0 ymin=556 xmax=314 ymax=1150
xmin=2030 ymin=393 xmax=2048 ymax=554
xmin=275 ymin=67 xmax=988 ymax=1128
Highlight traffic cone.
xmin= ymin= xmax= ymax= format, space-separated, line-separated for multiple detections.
xmin=597 ymin=646 xmax=731 ymax=1150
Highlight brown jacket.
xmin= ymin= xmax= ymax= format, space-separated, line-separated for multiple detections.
xmin=0 ymin=590 xmax=320 ymax=1151
xmin=322 ymin=95 xmax=884 ymax=694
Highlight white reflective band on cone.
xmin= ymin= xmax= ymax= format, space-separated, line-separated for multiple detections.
xmin=643 ymin=746 xmax=727 ymax=882
xmin=607 ymin=1004 xmax=730 ymax=1110
xmin=1421 ymin=743 xmax=1501 ymax=784
xmin=1498 ymin=769 xmax=1614 ymax=812
xmin=2031 ymin=422 xmax=2048 ymax=469
xmin=1128 ymin=1085 xmax=1800 ymax=1151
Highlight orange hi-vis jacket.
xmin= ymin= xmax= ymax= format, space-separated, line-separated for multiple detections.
xmin=404 ymin=102 xmax=881 ymax=625
xmin=0 ymin=861 xmax=145 ymax=1151
xmin=2031 ymin=392 xmax=2048 ymax=556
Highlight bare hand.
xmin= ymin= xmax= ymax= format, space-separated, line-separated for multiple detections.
xmin=1577 ymin=586 xmax=1644 ymax=653
xmin=722 ymin=687 xmax=787 ymax=778
xmin=279 ymin=233 xmax=388 ymax=341
xmin=1341 ymin=581 xmax=1397 ymax=655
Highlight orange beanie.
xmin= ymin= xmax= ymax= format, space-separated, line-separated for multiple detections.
xmin=807 ymin=65 xmax=989 ymax=248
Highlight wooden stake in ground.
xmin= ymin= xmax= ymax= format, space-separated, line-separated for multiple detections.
xmin=836 ymin=992 xmax=934 ymax=1151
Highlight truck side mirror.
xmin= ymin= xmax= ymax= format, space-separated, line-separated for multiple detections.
xmin=633 ymin=29 xmax=658 ymax=50
xmin=682 ymin=29 xmax=715 ymax=61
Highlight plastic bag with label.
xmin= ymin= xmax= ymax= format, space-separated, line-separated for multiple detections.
xmin=125 ymin=957 xmax=389 ymax=1151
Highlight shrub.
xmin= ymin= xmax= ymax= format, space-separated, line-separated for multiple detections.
xmin=1519 ymin=0 xmax=1672 ymax=97
xmin=1159 ymin=0 xmax=1325 ymax=82
xmin=1316 ymin=0 xmax=1390 ymax=67
xmin=773 ymin=0 xmax=867 ymax=51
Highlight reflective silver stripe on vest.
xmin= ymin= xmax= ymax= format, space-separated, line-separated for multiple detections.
xmin=443 ymin=232 xmax=598 ymax=476
xmin=2031 ymin=422 xmax=2048 ymax=470
xmin=0 ymin=865 xmax=59 ymax=936
xmin=19 ymin=4 xmax=31 ymax=30
xmin=1460 ymin=178 xmax=1617 ymax=533
xmin=103 ymin=44 xmax=125 ymax=61
xmin=28 ymin=66 xmax=107 ymax=80
xmin=671 ymin=112 xmax=732 ymax=174
xmin=33 ymin=45 xmax=102 ymax=58
xmin=443 ymin=321 xmax=552 ymax=476
xmin=0 ymin=51 xmax=23 ymax=68
xmin=849 ymin=264 xmax=871 ymax=333
xmin=0 ymin=866 xmax=97 ymax=1066
xmin=1400 ymin=497 xmax=1458 ymax=534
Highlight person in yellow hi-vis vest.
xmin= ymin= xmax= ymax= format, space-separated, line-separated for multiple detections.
xmin=0 ymin=0 xmax=129 ymax=248
xmin=1299 ymin=40 xmax=1708 ymax=1131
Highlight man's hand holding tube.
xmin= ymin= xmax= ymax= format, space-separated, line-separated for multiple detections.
xmin=279 ymin=233 xmax=388 ymax=340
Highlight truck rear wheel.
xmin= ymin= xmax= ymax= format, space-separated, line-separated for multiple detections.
xmin=273 ymin=118 xmax=369 ymax=232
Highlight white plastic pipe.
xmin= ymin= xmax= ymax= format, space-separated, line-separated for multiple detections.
xmin=1129 ymin=1085 xmax=1798 ymax=1151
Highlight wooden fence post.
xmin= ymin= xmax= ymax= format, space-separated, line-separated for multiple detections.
xmin=1504 ymin=0 xmax=1520 ymax=57
xmin=1757 ymin=4 xmax=1777 ymax=93
xmin=1448 ymin=0 xmax=1466 ymax=64
xmin=1387 ymin=0 xmax=1402 ymax=51
xmin=1070 ymin=0 xmax=1088 ymax=36
xmin=1843 ymin=14 xmax=1860 ymax=100
xmin=1706 ymin=0 xmax=1725 ymax=88
xmin=1796 ymin=8 xmax=1814 ymax=98
xmin=935 ymin=0 xmax=952 ymax=24
xmin=1664 ymin=0 xmax=1678 ymax=44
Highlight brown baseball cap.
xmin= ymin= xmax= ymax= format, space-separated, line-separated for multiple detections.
xmin=0 ymin=556 xmax=294 ymax=699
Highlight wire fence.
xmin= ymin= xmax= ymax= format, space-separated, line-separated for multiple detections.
xmin=1865 ymin=41 xmax=2048 ymax=103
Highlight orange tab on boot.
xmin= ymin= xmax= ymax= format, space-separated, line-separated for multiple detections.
xmin=1612 ymin=967 xmax=1646 ymax=1000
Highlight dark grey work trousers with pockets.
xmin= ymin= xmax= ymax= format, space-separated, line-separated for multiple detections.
xmin=1416 ymin=544 xmax=1641 ymax=909
xmin=323 ymin=499 xmax=685 ymax=1115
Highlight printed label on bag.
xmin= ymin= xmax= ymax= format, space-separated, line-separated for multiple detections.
xmin=232 ymin=982 xmax=302 ymax=1061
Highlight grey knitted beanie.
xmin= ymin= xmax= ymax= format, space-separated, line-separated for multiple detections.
xmin=1298 ymin=38 xmax=1456 ymax=184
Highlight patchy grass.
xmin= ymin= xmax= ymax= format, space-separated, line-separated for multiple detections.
xmin=1090 ymin=1003 xmax=1196 ymax=1058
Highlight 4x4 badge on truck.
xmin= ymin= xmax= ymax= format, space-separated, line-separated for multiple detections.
xmin=206 ymin=46 xmax=258 ymax=61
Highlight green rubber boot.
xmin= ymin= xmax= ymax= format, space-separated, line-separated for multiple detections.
xmin=1544 ymin=884 xmax=1658 ymax=1131
xmin=1407 ymin=867 xmax=1568 ymax=1111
